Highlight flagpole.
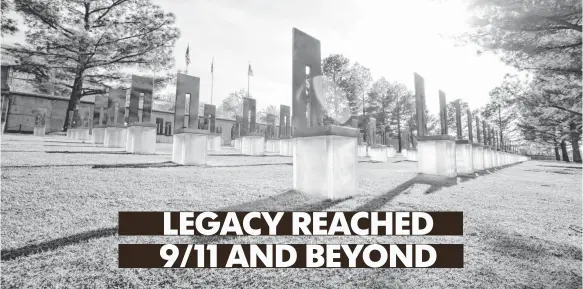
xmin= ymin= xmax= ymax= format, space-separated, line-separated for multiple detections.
xmin=247 ymin=61 xmax=250 ymax=98
xmin=185 ymin=43 xmax=190 ymax=74
xmin=211 ymin=59 xmax=214 ymax=105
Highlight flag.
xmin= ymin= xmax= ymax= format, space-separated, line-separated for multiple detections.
xmin=248 ymin=62 xmax=253 ymax=77
xmin=185 ymin=44 xmax=191 ymax=66
xmin=211 ymin=58 xmax=214 ymax=73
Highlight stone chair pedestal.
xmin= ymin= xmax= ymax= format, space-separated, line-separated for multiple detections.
xmin=293 ymin=125 xmax=358 ymax=200
xmin=241 ymin=133 xmax=265 ymax=156
xmin=207 ymin=134 xmax=222 ymax=152
xmin=369 ymin=145 xmax=388 ymax=162
xmin=104 ymin=126 xmax=127 ymax=148
xmin=472 ymin=143 xmax=484 ymax=171
xmin=91 ymin=127 xmax=106 ymax=144
xmin=455 ymin=139 xmax=474 ymax=175
xmin=386 ymin=145 xmax=397 ymax=158
xmin=417 ymin=135 xmax=456 ymax=177
xmin=406 ymin=149 xmax=418 ymax=161
xmin=357 ymin=143 xmax=367 ymax=157
xmin=33 ymin=126 xmax=46 ymax=136
xmin=279 ymin=138 xmax=294 ymax=156
xmin=126 ymin=122 xmax=156 ymax=154
xmin=75 ymin=128 xmax=91 ymax=141
xmin=482 ymin=146 xmax=492 ymax=169
xmin=495 ymin=149 xmax=502 ymax=167
xmin=172 ymin=128 xmax=209 ymax=165
xmin=266 ymin=139 xmax=281 ymax=153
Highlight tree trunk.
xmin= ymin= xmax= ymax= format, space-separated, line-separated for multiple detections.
xmin=560 ymin=140 xmax=570 ymax=162
xmin=63 ymin=2 xmax=90 ymax=132
xmin=554 ymin=145 xmax=561 ymax=161
xmin=332 ymin=73 xmax=339 ymax=118
xmin=397 ymin=120 xmax=401 ymax=153
xmin=62 ymin=70 xmax=84 ymax=131
xmin=570 ymin=122 xmax=582 ymax=163
xmin=396 ymin=109 xmax=402 ymax=153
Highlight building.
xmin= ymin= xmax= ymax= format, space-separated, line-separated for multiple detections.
xmin=0 ymin=64 xmax=275 ymax=144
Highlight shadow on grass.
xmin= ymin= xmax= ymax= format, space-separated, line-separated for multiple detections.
xmin=209 ymin=163 xmax=293 ymax=168
xmin=92 ymin=162 xmax=293 ymax=169
xmin=473 ymin=170 xmax=493 ymax=177
xmin=185 ymin=191 xmax=353 ymax=244
xmin=474 ymin=162 xmax=524 ymax=176
xmin=355 ymin=163 xmax=526 ymax=212
xmin=358 ymin=160 xmax=388 ymax=164
xmin=477 ymin=229 xmax=583 ymax=287
xmin=0 ymin=227 xmax=118 ymax=261
xmin=4 ymin=161 xmax=294 ymax=170
xmin=358 ymin=159 xmax=408 ymax=164
xmin=43 ymin=140 xmax=90 ymax=144
xmin=525 ymin=169 xmax=578 ymax=175
xmin=0 ymin=150 xmax=43 ymax=153
xmin=1 ymin=161 xmax=532 ymax=261
xmin=0 ymin=191 xmax=351 ymax=261
xmin=43 ymin=144 xmax=101 ymax=148
xmin=486 ymin=233 xmax=582 ymax=261
xmin=537 ymin=164 xmax=582 ymax=170
xmin=208 ymin=154 xmax=290 ymax=157
xmin=45 ymin=151 xmax=132 ymax=155
xmin=92 ymin=161 xmax=180 ymax=169
xmin=355 ymin=174 xmax=459 ymax=211
xmin=3 ymin=164 xmax=96 ymax=169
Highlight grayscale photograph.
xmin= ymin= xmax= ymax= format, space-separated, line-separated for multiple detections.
xmin=0 ymin=0 xmax=581 ymax=288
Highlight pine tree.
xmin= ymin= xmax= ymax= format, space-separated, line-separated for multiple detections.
xmin=9 ymin=0 xmax=179 ymax=130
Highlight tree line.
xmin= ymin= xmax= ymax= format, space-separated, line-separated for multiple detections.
xmin=462 ymin=0 xmax=581 ymax=162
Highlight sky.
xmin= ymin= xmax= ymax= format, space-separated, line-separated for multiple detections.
xmin=3 ymin=0 xmax=517 ymax=114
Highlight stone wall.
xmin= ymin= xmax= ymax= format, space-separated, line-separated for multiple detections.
xmin=3 ymin=92 xmax=94 ymax=133
xmin=3 ymin=91 xmax=274 ymax=144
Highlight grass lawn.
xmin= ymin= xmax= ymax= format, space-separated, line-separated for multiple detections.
xmin=1 ymin=133 xmax=581 ymax=288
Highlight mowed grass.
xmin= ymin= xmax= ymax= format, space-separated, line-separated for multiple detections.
xmin=1 ymin=133 xmax=582 ymax=289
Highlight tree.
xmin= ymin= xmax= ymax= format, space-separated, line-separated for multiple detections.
xmin=387 ymin=83 xmax=414 ymax=152
xmin=217 ymin=89 xmax=250 ymax=119
xmin=365 ymin=77 xmax=391 ymax=123
xmin=482 ymin=70 xmax=581 ymax=161
xmin=321 ymin=56 xmax=373 ymax=125
xmin=322 ymin=54 xmax=350 ymax=119
xmin=331 ymin=62 xmax=371 ymax=117
xmin=8 ymin=0 xmax=179 ymax=131
xmin=257 ymin=105 xmax=279 ymax=124
xmin=426 ymin=113 xmax=441 ymax=136
xmin=462 ymin=0 xmax=582 ymax=160
xmin=463 ymin=0 xmax=582 ymax=118
xmin=502 ymin=71 xmax=583 ymax=162
xmin=1 ymin=0 xmax=18 ymax=36
xmin=347 ymin=62 xmax=373 ymax=116
xmin=464 ymin=0 xmax=581 ymax=78
xmin=365 ymin=79 xmax=414 ymax=152
xmin=568 ymin=122 xmax=582 ymax=162
xmin=517 ymin=99 xmax=577 ymax=162
xmin=521 ymin=75 xmax=582 ymax=162
xmin=481 ymin=75 xmax=522 ymax=144
xmin=446 ymin=99 xmax=472 ymax=138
